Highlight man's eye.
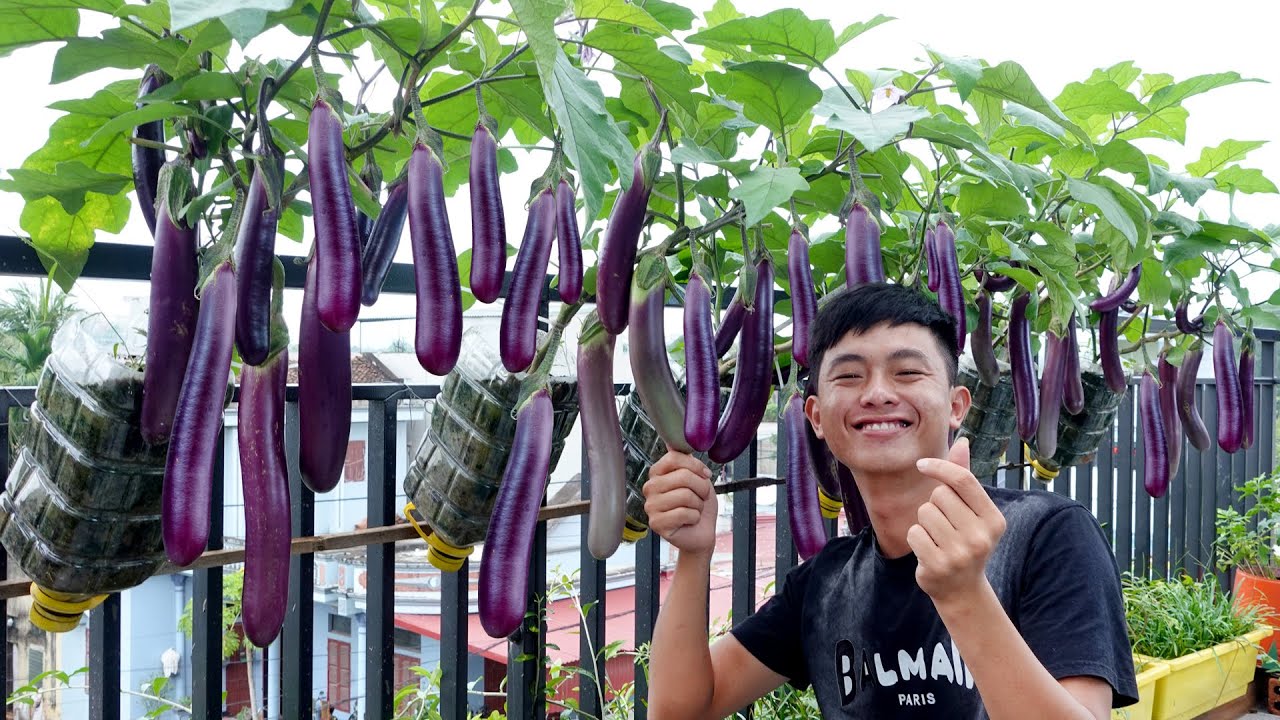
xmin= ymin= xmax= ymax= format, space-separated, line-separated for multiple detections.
xmin=899 ymin=370 xmax=923 ymax=376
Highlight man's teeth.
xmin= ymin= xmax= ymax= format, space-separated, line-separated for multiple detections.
xmin=861 ymin=421 xmax=908 ymax=431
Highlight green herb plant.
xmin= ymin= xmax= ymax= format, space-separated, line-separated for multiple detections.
xmin=1123 ymin=573 xmax=1265 ymax=659
xmin=1215 ymin=469 xmax=1280 ymax=578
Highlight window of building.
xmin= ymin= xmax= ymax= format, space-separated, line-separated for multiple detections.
xmin=327 ymin=639 xmax=351 ymax=712
xmin=344 ymin=440 xmax=366 ymax=483
xmin=328 ymin=614 xmax=352 ymax=636
xmin=393 ymin=627 xmax=419 ymax=651
xmin=394 ymin=653 xmax=421 ymax=693
xmin=27 ymin=647 xmax=43 ymax=684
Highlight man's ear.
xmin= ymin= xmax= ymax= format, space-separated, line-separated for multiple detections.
xmin=949 ymin=382 xmax=972 ymax=430
xmin=804 ymin=393 xmax=824 ymax=439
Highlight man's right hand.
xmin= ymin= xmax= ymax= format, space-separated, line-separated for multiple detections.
xmin=643 ymin=451 xmax=718 ymax=557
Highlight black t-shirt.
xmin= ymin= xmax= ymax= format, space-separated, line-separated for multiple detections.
xmin=731 ymin=487 xmax=1139 ymax=718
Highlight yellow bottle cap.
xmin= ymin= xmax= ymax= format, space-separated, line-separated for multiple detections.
xmin=30 ymin=601 xmax=82 ymax=633
xmin=622 ymin=518 xmax=649 ymax=543
xmin=1023 ymin=444 xmax=1060 ymax=481
xmin=425 ymin=532 xmax=473 ymax=573
xmin=817 ymin=487 xmax=843 ymax=519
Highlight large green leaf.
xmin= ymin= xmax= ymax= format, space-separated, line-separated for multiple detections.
xmin=583 ymin=25 xmax=699 ymax=116
xmin=26 ymin=85 xmax=135 ymax=178
xmin=85 ymin=101 xmax=201 ymax=145
xmin=708 ymin=61 xmax=821 ymax=136
xmin=826 ymin=104 xmax=928 ymax=154
xmin=911 ymin=115 xmax=1014 ymax=185
xmin=1147 ymin=165 xmax=1214 ymax=206
xmin=955 ymin=181 xmax=1028 ymax=219
xmin=1095 ymin=139 xmax=1149 ymax=177
xmin=687 ymin=9 xmax=836 ymax=66
xmin=1147 ymin=72 xmax=1261 ymax=112
xmin=1052 ymin=80 xmax=1145 ymax=124
xmin=573 ymin=0 xmax=670 ymax=36
xmin=1118 ymin=105 xmax=1188 ymax=144
xmin=973 ymin=61 xmax=1089 ymax=143
xmin=639 ymin=0 xmax=695 ymax=31
xmin=0 ymin=1 xmax=78 ymax=57
xmin=510 ymin=0 xmax=635 ymax=224
xmin=1049 ymin=145 xmax=1097 ymax=178
xmin=51 ymin=28 xmax=187 ymax=83
xmin=1186 ymin=140 xmax=1266 ymax=178
xmin=146 ymin=72 xmax=244 ymax=102
xmin=1215 ymin=166 xmax=1278 ymax=195
xmin=835 ymin=14 xmax=893 ymax=46
xmin=19 ymin=192 xmax=130 ymax=292
xmin=0 ymin=162 xmax=131 ymax=214
xmin=728 ymin=166 xmax=808 ymax=227
xmin=927 ymin=48 xmax=982 ymax=102
xmin=170 ymin=0 xmax=291 ymax=33
xmin=1068 ymin=178 xmax=1140 ymax=246
xmin=1087 ymin=61 xmax=1141 ymax=92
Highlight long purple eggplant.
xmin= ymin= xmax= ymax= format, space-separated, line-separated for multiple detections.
xmin=925 ymin=227 xmax=940 ymax=292
xmin=1099 ymin=308 xmax=1126 ymax=394
xmin=1089 ymin=265 xmax=1141 ymax=312
xmin=844 ymin=201 xmax=884 ymax=287
xmin=1176 ymin=341 xmax=1211 ymax=451
xmin=469 ymin=121 xmax=506 ymax=304
xmin=1036 ymin=331 xmax=1067 ymax=458
xmin=715 ymin=292 xmax=746 ymax=358
xmin=788 ymin=228 xmax=818 ymax=369
xmin=837 ymin=464 xmax=870 ymax=535
xmin=556 ymin=179 xmax=583 ymax=304
xmin=479 ymin=388 xmax=553 ymax=638
xmin=299 ymin=257 xmax=352 ymax=493
xmin=1239 ymin=329 xmax=1255 ymax=450
xmin=1140 ymin=370 xmax=1170 ymax=498
xmin=683 ymin=271 xmax=718 ymax=452
xmin=805 ymin=424 xmax=842 ymax=520
xmin=629 ymin=253 xmax=692 ymax=454
xmin=1214 ymin=320 xmax=1243 ymax=453
xmin=1158 ymin=351 xmax=1181 ymax=479
xmin=408 ymin=141 xmax=463 ymax=375
xmin=162 ymin=261 xmax=237 ymax=566
xmin=709 ymin=257 xmax=775 ymax=464
xmin=360 ymin=177 xmax=409 ymax=306
xmin=596 ymin=140 xmax=661 ymax=335
xmin=1175 ymin=298 xmax=1205 ymax=335
xmin=500 ymin=188 xmax=556 ymax=373
xmin=234 ymin=166 xmax=280 ymax=367
xmin=976 ymin=267 xmax=1017 ymax=293
xmin=1009 ymin=293 xmax=1039 ymax=443
xmin=972 ymin=290 xmax=1000 ymax=388
xmin=782 ymin=391 xmax=827 ymax=561
xmin=141 ymin=166 xmax=199 ymax=445
xmin=579 ymin=316 xmax=626 ymax=559
xmin=1062 ymin=314 xmax=1085 ymax=415
xmin=132 ymin=65 xmax=167 ymax=235
xmin=308 ymin=96 xmax=362 ymax=333
xmin=933 ymin=221 xmax=965 ymax=353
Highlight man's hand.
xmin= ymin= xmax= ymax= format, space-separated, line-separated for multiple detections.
xmin=908 ymin=437 xmax=1007 ymax=606
xmin=644 ymin=451 xmax=718 ymax=558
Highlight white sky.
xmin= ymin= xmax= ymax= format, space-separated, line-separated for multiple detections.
xmin=0 ymin=0 xmax=1276 ymax=348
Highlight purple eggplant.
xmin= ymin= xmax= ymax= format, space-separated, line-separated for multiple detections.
xmin=788 ymin=227 xmax=818 ymax=369
xmin=709 ymin=257 xmax=775 ymax=464
xmin=132 ymin=65 xmax=167 ymax=235
xmin=299 ymin=257 xmax=353 ymax=493
xmin=1099 ymin=308 xmax=1127 ymax=394
xmin=234 ymin=166 xmax=281 ymax=367
xmin=1239 ymin=330 xmax=1255 ymax=450
xmin=469 ymin=121 xmax=506 ymax=304
xmin=307 ymin=96 xmax=362 ymax=333
xmin=1089 ymin=265 xmax=1141 ymax=312
xmin=975 ymin=267 xmax=1018 ymax=293
xmin=162 ymin=261 xmax=237 ymax=566
xmin=1009 ymin=293 xmax=1039 ymax=443
xmin=1140 ymin=370 xmax=1170 ymax=498
xmin=837 ymin=464 xmax=870 ymax=535
xmin=500 ymin=188 xmax=556 ymax=373
xmin=356 ymin=161 xmax=382 ymax=251
xmin=579 ymin=316 xmax=627 ymax=559
xmin=1062 ymin=314 xmax=1085 ymax=415
xmin=683 ymin=271 xmax=718 ymax=452
xmin=1036 ymin=331 xmax=1067 ymax=458
xmin=1175 ymin=299 xmax=1205 ymax=335
xmin=782 ymin=391 xmax=828 ymax=560
xmin=844 ymin=201 xmax=884 ymax=287
xmin=408 ymin=141 xmax=463 ymax=375
xmin=629 ymin=253 xmax=692 ymax=454
xmin=360 ymin=177 xmax=409 ymax=306
xmin=1158 ymin=351 xmax=1181 ymax=479
xmin=972 ymin=290 xmax=1000 ymax=388
xmin=933 ymin=221 xmax=965 ymax=354
xmin=597 ymin=140 xmax=661 ymax=335
xmin=805 ymin=424 xmax=842 ymax=520
xmin=1213 ymin=320 xmax=1243 ymax=453
xmin=1176 ymin=341 xmax=1211 ymax=452
xmin=479 ymin=388 xmax=553 ymax=638
xmin=925 ymin=227 xmax=940 ymax=292
xmin=556 ymin=179 xmax=583 ymax=304
xmin=715 ymin=293 xmax=746 ymax=358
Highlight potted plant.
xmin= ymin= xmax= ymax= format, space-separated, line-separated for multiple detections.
xmin=1112 ymin=657 xmax=1170 ymax=720
xmin=1215 ymin=468 xmax=1280 ymax=654
xmin=1124 ymin=573 xmax=1270 ymax=720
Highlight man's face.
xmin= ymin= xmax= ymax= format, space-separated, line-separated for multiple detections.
xmin=805 ymin=322 xmax=971 ymax=477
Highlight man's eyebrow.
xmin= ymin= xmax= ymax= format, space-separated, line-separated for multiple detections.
xmin=888 ymin=348 xmax=932 ymax=364
xmin=825 ymin=352 xmax=865 ymax=371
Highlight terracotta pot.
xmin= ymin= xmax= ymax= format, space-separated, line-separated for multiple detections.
xmin=1233 ymin=568 xmax=1280 ymax=657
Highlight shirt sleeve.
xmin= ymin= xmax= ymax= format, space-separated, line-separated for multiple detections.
xmin=1016 ymin=504 xmax=1140 ymax=708
xmin=729 ymin=557 xmax=814 ymax=689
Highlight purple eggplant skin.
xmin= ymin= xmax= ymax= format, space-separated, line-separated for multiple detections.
xmin=1213 ymin=320 xmax=1243 ymax=454
xmin=1140 ymin=370 xmax=1170 ymax=498
xmin=234 ymin=167 xmax=281 ymax=367
xmin=1009 ymin=293 xmax=1039 ymax=444
xmin=360 ymin=178 xmax=409 ymax=307
xmin=1099 ymin=308 xmax=1127 ymax=394
xmin=714 ymin=294 xmax=746 ymax=358
xmin=972 ymin=290 xmax=1000 ymax=388
xmin=1062 ymin=314 xmax=1085 ymax=415
xmin=1239 ymin=331 xmax=1256 ymax=450
xmin=783 ymin=391 xmax=828 ymax=561
xmin=500 ymin=189 xmax=556 ymax=373
xmin=924 ymin=227 xmax=940 ymax=293
xmin=1089 ymin=265 xmax=1142 ymax=312
xmin=683 ymin=272 xmax=718 ymax=452
xmin=239 ymin=346 xmax=291 ymax=647
xmin=597 ymin=145 xmax=660 ymax=335
xmin=479 ymin=388 xmax=553 ymax=639
xmin=788 ymin=229 xmax=818 ymax=369
xmin=299 ymin=258 xmax=353 ymax=494
xmin=162 ymin=261 xmax=237 ymax=566
xmin=141 ymin=192 xmax=200 ymax=445
xmin=408 ymin=142 xmax=463 ymax=375
xmin=556 ymin=179 xmax=583 ymax=304
xmin=1036 ymin=331 xmax=1067 ymax=458
xmin=579 ymin=318 xmax=627 ymax=560
xmin=1175 ymin=299 xmax=1205 ymax=335
xmin=469 ymin=122 xmax=506 ymax=305
xmin=133 ymin=66 xmax=167 ymax=235
xmin=805 ymin=423 xmax=842 ymax=510
xmin=844 ymin=201 xmax=884 ymax=287
xmin=933 ymin=221 xmax=965 ymax=354
xmin=1158 ymin=352 xmax=1182 ymax=479
xmin=1176 ymin=342 xmax=1212 ymax=452
xmin=975 ymin=267 xmax=1018 ymax=293
xmin=709 ymin=258 xmax=775 ymax=464
xmin=629 ymin=255 xmax=693 ymax=454
xmin=836 ymin=464 xmax=870 ymax=535
xmin=307 ymin=96 xmax=362 ymax=333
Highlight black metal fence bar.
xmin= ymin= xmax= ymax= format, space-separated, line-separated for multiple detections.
xmin=1115 ymin=391 xmax=1135 ymax=573
xmin=282 ymin=402 xmax=314 ymax=720
xmin=578 ymin=443 xmax=606 ymax=718
xmin=193 ymin=433 xmax=225 ymax=719
xmin=774 ymin=412 xmax=797 ymax=591
xmin=633 ymin=527 xmax=661 ymax=720
xmin=439 ymin=559 xmax=469 ymax=720
xmin=507 ymin=518 xmax=548 ymax=720
xmin=731 ymin=447 xmax=758 ymax=628
xmin=367 ymin=398 xmax=399 ymax=720
xmin=87 ymin=593 xmax=121 ymax=720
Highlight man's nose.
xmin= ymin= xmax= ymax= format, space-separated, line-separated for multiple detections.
xmin=860 ymin=370 xmax=897 ymax=405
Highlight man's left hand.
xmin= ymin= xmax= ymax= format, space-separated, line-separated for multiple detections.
xmin=908 ymin=437 xmax=1008 ymax=606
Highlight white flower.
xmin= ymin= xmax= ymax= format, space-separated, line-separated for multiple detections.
xmin=870 ymin=86 xmax=906 ymax=114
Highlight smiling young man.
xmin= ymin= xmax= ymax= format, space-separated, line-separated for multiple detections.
xmin=642 ymin=283 xmax=1138 ymax=719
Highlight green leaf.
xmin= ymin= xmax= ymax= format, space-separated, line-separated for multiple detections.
xmin=973 ymin=61 xmax=1089 ymax=143
xmin=835 ymin=14 xmax=893 ymax=46
xmin=971 ymin=92 xmax=1003 ymax=140
xmin=1186 ymin=140 xmax=1266 ymax=178
xmin=954 ymin=181 xmax=1028 ymax=219
xmin=927 ymin=48 xmax=981 ymax=102
xmin=1053 ymin=80 xmax=1145 ymax=123
xmin=170 ymin=0 xmax=291 ymax=33
xmin=1087 ymin=61 xmax=1141 ymax=91
xmin=1162 ymin=234 xmax=1225 ymax=267
xmin=19 ymin=192 xmax=130 ymax=292
xmin=420 ymin=0 xmax=442 ymax=43
xmin=51 ymin=28 xmax=187 ymax=83
xmin=709 ymin=61 xmax=821 ymax=135
xmin=1148 ymin=72 xmax=1262 ymax=112
xmin=148 ymin=72 xmax=244 ymax=102
xmin=1118 ymin=105 xmax=1188 ymax=144
xmin=1214 ymin=166 xmax=1278 ymax=195
xmin=1050 ymin=145 xmax=1097 ymax=178
xmin=278 ymin=206 xmax=304 ymax=242
xmin=911 ymin=115 xmax=1014 ymax=185
xmin=1004 ymin=102 xmax=1068 ymax=141
xmin=583 ymin=25 xmax=699 ymax=116
xmin=85 ymin=101 xmax=200 ymax=146
xmin=1147 ymin=165 xmax=1214 ymax=206
xmin=1095 ymin=139 xmax=1149 ymax=177
xmin=510 ymin=0 xmax=635 ymax=224
xmin=1153 ymin=211 xmax=1201 ymax=238
xmin=728 ymin=166 xmax=809 ymax=227
xmin=374 ymin=17 xmax=427 ymax=54
xmin=704 ymin=0 xmax=741 ymax=28
xmin=0 ymin=162 xmax=131 ymax=214
xmin=0 ymin=2 xmax=78 ymax=57
xmin=688 ymin=9 xmax=836 ymax=65
xmin=826 ymin=104 xmax=928 ymax=154
xmin=640 ymin=0 xmax=695 ymax=31
xmin=574 ymin=0 xmax=670 ymax=36
xmin=1068 ymin=178 xmax=1139 ymax=246
xmin=1136 ymin=257 xmax=1172 ymax=310
xmin=219 ymin=8 xmax=273 ymax=47
xmin=1139 ymin=73 xmax=1174 ymax=99
xmin=1197 ymin=221 xmax=1270 ymax=246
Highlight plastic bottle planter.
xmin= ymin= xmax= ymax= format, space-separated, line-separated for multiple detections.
xmin=403 ymin=329 xmax=579 ymax=572
xmin=1025 ymin=366 xmax=1124 ymax=482
xmin=957 ymin=354 xmax=1017 ymax=482
xmin=0 ymin=351 xmax=168 ymax=633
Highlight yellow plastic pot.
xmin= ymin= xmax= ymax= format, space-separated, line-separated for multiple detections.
xmin=1111 ymin=657 xmax=1170 ymax=720
xmin=1145 ymin=625 xmax=1270 ymax=720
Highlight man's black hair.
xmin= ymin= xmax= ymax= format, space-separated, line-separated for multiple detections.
xmin=807 ymin=282 xmax=959 ymax=390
